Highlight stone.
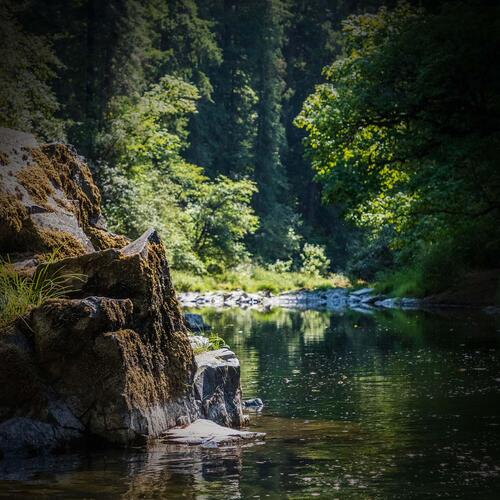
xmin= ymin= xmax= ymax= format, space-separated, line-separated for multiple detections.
xmin=374 ymin=298 xmax=400 ymax=308
xmin=184 ymin=313 xmax=210 ymax=332
xmin=0 ymin=128 xmax=128 ymax=258
xmin=176 ymin=416 xmax=190 ymax=427
xmin=1 ymin=229 xmax=247 ymax=455
xmin=243 ymin=398 xmax=264 ymax=408
xmin=0 ymin=129 xmax=246 ymax=456
xmin=350 ymin=287 xmax=374 ymax=296
xmin=0 ymin=417 xmax=81 ymax=458
xmin=164 ymin=419 xmax=265 ymax=447
xmin=194 ymin=349 xmax=244 ymax=428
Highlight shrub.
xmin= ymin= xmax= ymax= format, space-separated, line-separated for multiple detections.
xmin=300 ymin=243 xmax=330 ymax=277
xmin=172 ymin=266 xmax=350 ymax=293
xmin=267 ymin=259 xmax=293 ymax=273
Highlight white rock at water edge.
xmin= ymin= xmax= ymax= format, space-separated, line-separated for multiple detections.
xmin=164 ymin=419 xmax=265 ymax=447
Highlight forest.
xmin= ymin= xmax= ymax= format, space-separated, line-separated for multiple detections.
xmin=1 ymin=0 xmax=499 ymax=297
xmin=1 ymin=1 xmax=500 ymax=496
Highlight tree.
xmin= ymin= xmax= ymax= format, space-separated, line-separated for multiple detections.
xmin=189 ymin=176 xmax=259 ymax=270
xmin=0 ymin=1 xmax=63 ymax=140
xmin=99 ymin=75 xmax=258 ymax=271
xmin=148 ymin=0 xmax=222 ymax=97
xmin=296 ymin=1 xmax=500 ymax=285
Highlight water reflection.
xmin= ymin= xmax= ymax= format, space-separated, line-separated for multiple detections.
xmin=1 ymin=307 xmax=499 ymax=498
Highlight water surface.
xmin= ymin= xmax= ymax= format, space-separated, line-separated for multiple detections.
xmin=1 ymin=307 xmax=500 ymax=498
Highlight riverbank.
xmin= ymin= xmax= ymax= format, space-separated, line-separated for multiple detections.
xmin=179 ymin=282 xmax=500 ymax=313
xmin=171 ymin=268 xmax=351 ymax=294
xmin=174 ymin=267 xmax=500 ymax=311
xmin=180 ymin=288 xmax=419 ymax=312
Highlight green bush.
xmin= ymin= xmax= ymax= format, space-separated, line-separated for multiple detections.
xmin=375 ymin=239 xmax=465 ymax=298
xmin=300 ymin=243 xmax=330 ymax=277
xmin=267 ymin=259 xmax=293 ymax=274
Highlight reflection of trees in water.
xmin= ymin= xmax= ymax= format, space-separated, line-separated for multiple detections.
xmin=195 ymin=306 xmax=500 ymax=491
xmin=0 ymin=445 xmax=245 ymax=497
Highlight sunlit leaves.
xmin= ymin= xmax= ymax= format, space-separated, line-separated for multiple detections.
xmin=296 ymin=1 xmax=500 ymax=272
xmin=100 ymin=74 xmax=259 ymax=272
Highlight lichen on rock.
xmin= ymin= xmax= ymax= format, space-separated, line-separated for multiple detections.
xmin=0 ymin=128 xmax=127 ymax=258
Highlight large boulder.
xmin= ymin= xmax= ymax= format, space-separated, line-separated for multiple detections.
xmin=0 ymin=128 xmax=127 ymax=259
xmin=0 ymin=129 xmax=244 ymax=457
xmin=194 ymin=349 xmax=243 ymax=427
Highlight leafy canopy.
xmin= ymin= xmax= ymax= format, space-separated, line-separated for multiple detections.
xmin=99 ymin=75 xmax=258 ymax=272
xmin=296 ymin=1 xmax=500 ymax=275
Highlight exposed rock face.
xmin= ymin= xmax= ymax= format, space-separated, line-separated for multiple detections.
xmin=194 ymin=349 xmax=243 ymax=427
xmin=0 ymin=129 xmax=244 ymax=457
xmin=0 ymin=128 xmax=127 ymax=259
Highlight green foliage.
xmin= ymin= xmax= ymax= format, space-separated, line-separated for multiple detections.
xmin=172 ymin=266 xmax=350 ymax=294
xmin=296 ymin=1 xmax=500 ymax=291
xmin=0 ymin=1 xmax=64 ymax=140
xmin=0 ymin=261 xmax=84 ymax=329
xmin=375 ymin=241 xmax=465 ymax=298
xmin=149 ymin=0 xmax=222 ymax=98
xmin=6 ymin=0 xmax=498 ymax=295
xmin=300 ymin=243 xmax=331 ymax=277
xmin=207 ymin=332 xmax=226 ymax=350
xmin=345 ymin=228 xmax=395 ymax=281
xmin=268 ymin=259 xmax=293 ymax=274
xmin=190 ymin=176 xmax=259 ymax=269
xmin=190 ymin=331 xmax=227 ymax=354
xmin=99 ymin=75 xmax=258 ymax=271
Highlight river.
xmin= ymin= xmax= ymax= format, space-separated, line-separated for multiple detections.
xmin=1 ymin=307 xmax=499 ymax=498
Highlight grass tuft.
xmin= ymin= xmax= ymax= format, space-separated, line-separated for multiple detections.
xmin=191 ymin=331 xmax=227 ymax=354
xmin=0 ymin=260 xmax=85 ymax=329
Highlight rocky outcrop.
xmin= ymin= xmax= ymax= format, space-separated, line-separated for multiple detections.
xmin=0 ymin=129 xmax=245 ymax=457
xmin=0 ymin=128 xmax=127 ymax=260
xmin=194 ymin=349 xmax=242 ymax=427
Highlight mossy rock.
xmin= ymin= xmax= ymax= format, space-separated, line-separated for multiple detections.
xmin=0 ymin=128 xmax=128 ymax=259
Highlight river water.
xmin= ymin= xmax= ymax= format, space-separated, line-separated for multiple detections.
xmin=1 ymin=307 xmax=500 ymax=498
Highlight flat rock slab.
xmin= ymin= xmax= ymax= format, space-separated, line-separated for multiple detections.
xmin=163 ymin=419 xmax=265 ymax=447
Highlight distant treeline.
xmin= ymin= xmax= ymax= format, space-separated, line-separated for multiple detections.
xmin=1 ymin=1 xmax=498 ymax=293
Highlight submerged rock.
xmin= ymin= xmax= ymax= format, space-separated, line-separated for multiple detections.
xmin=184 ymin=313 xmax=211 ymax=332
xmin=243 ymin=398 xmax=264 ymax=409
